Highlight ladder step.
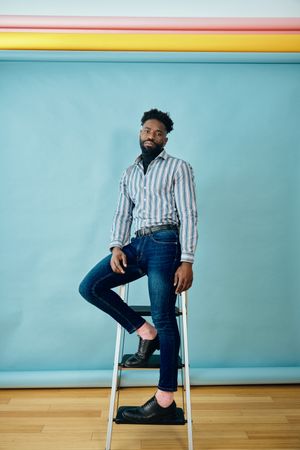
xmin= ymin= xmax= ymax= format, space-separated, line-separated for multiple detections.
xmin=119 ymin=354 xmax=183 ymax=369
xmin=114 ymin=406 xmax=186 ymax=425
xmin=131 ymin=305 xmax=182 ymax=316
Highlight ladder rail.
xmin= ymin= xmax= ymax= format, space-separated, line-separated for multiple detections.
xmin=105 ymin=284 xmax=126 ymax=450
xmin=181 ymin=290 xmax=194 ymax=450
xmin=177 ymin=295 xmax=186 ymax=413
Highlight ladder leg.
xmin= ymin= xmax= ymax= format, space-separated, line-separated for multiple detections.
xmin=181 ymin=291 xmax=194 ymax=450
xmin=105 ymin=285 xmax=126 ymax=450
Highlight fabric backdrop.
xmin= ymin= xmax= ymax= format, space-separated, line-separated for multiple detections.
xmin=0 ymin=54 xmax=299 ymax=386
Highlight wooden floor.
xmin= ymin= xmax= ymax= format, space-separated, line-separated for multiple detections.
xmin=0 ymin=385 xmax=300 ymax=450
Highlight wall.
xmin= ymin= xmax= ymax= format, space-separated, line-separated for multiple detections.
xmin=1 ymin=0 xmax=300 ymax=17
xmin=0 ymin=53 xmax=299 ymax=387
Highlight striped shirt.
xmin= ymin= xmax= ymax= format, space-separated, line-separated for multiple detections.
xmin=110 ymin=150 xmax=198 ymax=263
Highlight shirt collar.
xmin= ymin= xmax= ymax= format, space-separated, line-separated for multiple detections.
xmin=134 ymin=149 xmax=169 ymax=165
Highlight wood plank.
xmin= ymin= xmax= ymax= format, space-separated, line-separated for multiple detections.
xmin=247 ymin=430 xmax=300 ymax=439
xmin=0 ymin=410 xmax=100 ymax=418
xmin=0 ymin=442 xmax=107 ymax=450
xmin=188 ymin=439 xmax=300 ymax=449
xmin=287 ymin=416 xmax=300 ymax=424
xmin=192 ymin=395 xmax=274 ymax=403
xmin=192 ymin=414 xmax=289 ymax=423
xmin=0 ymin=425 xmax=43 ymax=433
xmin=181 ymin=423 xmax=300 ymax=431
xmin=8 ymin=397 xmax=104 ymax=405
xmin=93 ymin=429 xmax=248 ymax=439
xmin=0 ymin=432 xmax=93 ymax=442
xmin=240 ymin=409 xmax=300 ymax=416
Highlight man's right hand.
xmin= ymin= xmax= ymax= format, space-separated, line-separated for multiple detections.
xmin=110 ymin=247 xmax=127 ymax=274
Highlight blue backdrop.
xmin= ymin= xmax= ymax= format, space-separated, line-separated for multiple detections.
xmin=0 ymin=52 xmax=299 ymax=387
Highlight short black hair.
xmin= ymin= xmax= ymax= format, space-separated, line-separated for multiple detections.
xmin=141 ymin=108 xmax=174 ymax=134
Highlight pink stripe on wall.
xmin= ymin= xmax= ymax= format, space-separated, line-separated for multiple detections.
xmin=0 ymin=15 xmax=300 ymax=31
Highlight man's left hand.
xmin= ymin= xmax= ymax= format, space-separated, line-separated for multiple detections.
xmin=174 ymin=262 xmax=193 ymax=294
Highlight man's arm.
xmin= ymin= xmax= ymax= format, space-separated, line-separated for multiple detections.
xmin=173 ymin=161 xmax=198 ymax=293
xmin=110 ymin=170 xmax=134 ymax=249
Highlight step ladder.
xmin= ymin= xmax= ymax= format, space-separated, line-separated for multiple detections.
xmin=105 ymin=285 xmax=193 ymax=450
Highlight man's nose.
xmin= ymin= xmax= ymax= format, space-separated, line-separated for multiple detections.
xmin=147 ymin=129 xmax=155 ymax=138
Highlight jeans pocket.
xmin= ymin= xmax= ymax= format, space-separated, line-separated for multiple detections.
xmin=150 ymin=230 xmax=179 ymax=244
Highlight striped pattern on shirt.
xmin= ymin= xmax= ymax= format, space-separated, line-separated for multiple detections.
xmin=110 ymin=150 xmax=198 ymax=263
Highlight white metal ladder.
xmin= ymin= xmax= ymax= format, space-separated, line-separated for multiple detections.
xmin=105 ymin=285 xmax=193 ymax=450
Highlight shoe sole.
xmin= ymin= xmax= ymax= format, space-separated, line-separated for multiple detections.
xmin=116 ymin=406 xmax=185 ymax=425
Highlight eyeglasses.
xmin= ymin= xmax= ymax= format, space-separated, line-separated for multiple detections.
xmin=140 ymin=127 xmax=165 ymax=139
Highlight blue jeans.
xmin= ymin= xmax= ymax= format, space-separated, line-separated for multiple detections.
xmin=79 ymin=229 xmax=182 ymax=392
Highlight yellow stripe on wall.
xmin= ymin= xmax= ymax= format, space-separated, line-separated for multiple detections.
xmin=0 ymin=32 xmax=300 ymax=52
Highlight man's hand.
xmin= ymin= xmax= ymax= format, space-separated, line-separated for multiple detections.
xmin=174 ymin=262 xmax=193 ymax=294
xmin=110 ymin=247 xmax=127 ymax=274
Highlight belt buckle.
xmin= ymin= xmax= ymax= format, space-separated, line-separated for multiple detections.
xmin=144 ymin=226 xmax=152 ymax=236
xmin=137 ymin=227 xmax=148 ymax=237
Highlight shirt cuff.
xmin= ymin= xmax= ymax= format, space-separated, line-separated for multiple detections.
xmin=180 ymin=252 xmax=195 ymax=264
xmin=109 ymin=240 xmax=123 ymax=251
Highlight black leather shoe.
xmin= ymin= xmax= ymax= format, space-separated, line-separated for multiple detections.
xmin=122 ymin=395 xmax=177 ymax=423
xmin=124 ymin=334 xmax=160 ymax=367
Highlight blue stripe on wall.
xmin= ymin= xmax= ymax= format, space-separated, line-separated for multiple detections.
xmin=1 ymin=368 xmax=300 ymax=388
xmin=1 ymin=50 xmax=300 ymax=63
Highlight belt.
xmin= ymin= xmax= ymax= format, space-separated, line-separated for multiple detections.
xmin=135 ymin=224 xmax=178 ymax=237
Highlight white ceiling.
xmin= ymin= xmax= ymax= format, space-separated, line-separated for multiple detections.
xmin=0 ymin=0 xmax=299 ymax=17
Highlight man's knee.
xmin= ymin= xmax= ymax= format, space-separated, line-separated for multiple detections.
xmin=78 ymin=255 xmax=112 ymax=300
xmin=78 ymin=277 xmax=89 ymax=300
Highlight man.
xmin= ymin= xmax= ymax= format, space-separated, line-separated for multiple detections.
xmin=79 ymin=108 xmax=198 ymax=422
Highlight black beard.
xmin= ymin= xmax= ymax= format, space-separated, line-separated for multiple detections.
xmin=139 ymin=137 xmax=164 ymax=155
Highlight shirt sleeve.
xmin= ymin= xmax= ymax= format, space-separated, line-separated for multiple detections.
xmin=173 ymin=161 xmax=198 ymax=263
xmin=109 ymin=169 xmax=134 ymax=250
